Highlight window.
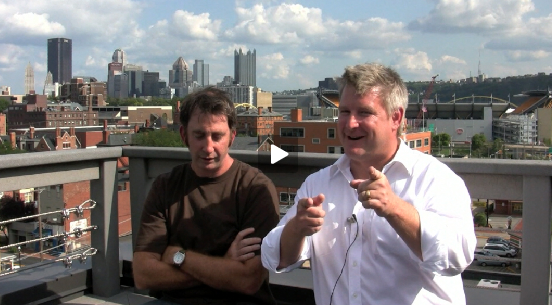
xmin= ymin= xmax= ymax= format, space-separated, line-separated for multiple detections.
xmin=281 ymin=144 xmax=304 ymax=152
xmin=118 ymin=182 xmax=128 ymax=192
xmin=280 ymin=192 xmax=296 ymax=203
xmin=312 ymin=138 xmax=320 ymax=144
xmin=409 ymin=141 xmax=415 ymax=148
xmin=424 ymin=138 xmax=429 ymax=146
xmin=416 ymin=139 xmax=422 ymax=147
xmin=281 ymin=127 xmax=304 ymax=138
xmin=328 ymin=146 xmax=343 ymax=154
xmin=328 ymin=128 xmax=335 ymax=139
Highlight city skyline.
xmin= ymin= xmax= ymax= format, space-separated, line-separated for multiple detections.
xmin=1 ymin=0 xmax=552 ymax=95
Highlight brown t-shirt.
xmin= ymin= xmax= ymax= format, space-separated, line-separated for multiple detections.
xmin=134 ymin=159 xmax=280 ymax=305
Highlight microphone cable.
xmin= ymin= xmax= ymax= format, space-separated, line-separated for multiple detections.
xmin=329 ymin=214 xmax=359 ymax=305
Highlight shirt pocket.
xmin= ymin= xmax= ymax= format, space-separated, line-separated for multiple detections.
xmin=371 ymin=216 xmax=410 ymax=256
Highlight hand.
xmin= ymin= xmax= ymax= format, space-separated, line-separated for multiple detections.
xmin=161 ymin=245 xmax=184 ymax=265
xmin=350 ymin=166 xmax=398 ymax=217
xmin=292 ymin=194 xmax=325 ymax=237
xmin=225 ymin=227 xmax=262 ymax=262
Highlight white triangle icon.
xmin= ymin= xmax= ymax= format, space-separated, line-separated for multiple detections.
xmin=271 ymin=145 xmax=288 ymax=164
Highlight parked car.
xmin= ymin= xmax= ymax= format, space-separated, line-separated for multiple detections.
xmin=486 ymin=236 xmax=512 ymax=248
xmin=474 ymin=250 xmax=511 ymax=267
xmin=483 ymin=243 xmax=517 ymax=257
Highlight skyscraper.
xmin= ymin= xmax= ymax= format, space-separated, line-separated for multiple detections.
xmin=193 ymin=59 xmax=209 ymax=87
xmin=47 ymin=38 xmax=72 ymax=84
xmin=25 ymin=62 xmax=34 ymax=94
xmin=234 ymin=49 xmax=256 ymax=87
xmin=169 ymin=57 xmax=193 ymax=97
xmin=112 ymin=49 xmax=126 ymax=67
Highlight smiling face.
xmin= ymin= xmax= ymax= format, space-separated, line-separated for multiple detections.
xmin=338 ymin=84 xmax=403 ymax=175
xmin=180 ymin=108 xmax=236 ymax=178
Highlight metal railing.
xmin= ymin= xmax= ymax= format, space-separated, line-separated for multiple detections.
xmin=0 ymin=147 xmax=550 ymax=305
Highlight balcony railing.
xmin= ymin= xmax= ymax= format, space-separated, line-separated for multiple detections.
xmin=0 ymin=147 xmax=551 ymax=305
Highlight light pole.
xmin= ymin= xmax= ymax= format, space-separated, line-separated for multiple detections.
xmin=17 ymin=246 xmax=21 ymax=268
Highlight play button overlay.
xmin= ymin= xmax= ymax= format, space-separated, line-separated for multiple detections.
xmin=271 ymin=145 xmax=288 ymax=164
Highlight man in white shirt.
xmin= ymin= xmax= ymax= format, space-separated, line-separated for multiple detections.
xmin=261 ymin=63 xmax=477 ymax=305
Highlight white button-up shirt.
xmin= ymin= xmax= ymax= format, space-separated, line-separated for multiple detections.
xmin=262 ymin=141 xmax=476 ymax=305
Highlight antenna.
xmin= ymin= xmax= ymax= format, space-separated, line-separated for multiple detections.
xmin=478 ymin=49 xmax=481 ymax=77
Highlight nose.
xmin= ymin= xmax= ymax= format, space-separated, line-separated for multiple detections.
xmin=202 ymin=137 xmax=215 ymax=154
xmin=345 ymin=114 xmax=359 ymax=129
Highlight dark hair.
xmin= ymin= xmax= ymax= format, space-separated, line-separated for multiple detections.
xmin=179 ymin=86 xmax=237 ymax=132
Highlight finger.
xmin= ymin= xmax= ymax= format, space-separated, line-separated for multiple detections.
xmin=238 ymin=244 xmax=261 ymax=256
xmin=298 ymin=198 xmax=313 ymax=210
xmin=359 ymin=190 xmax=371 ymax=201
xmin=350 ymin=179 xmax=367 ymax=189
xmin=235 ymin=227 xmax=255 ymax=242
xmin=237 ymin=252 xmax=255 ymax=262
xmin=312 ymin=194 xmax=325 ymax=206
xmin=239 ymin=237 xmax=262 ymax=247
xmin=369 ymin=166 xmax=384 ymax=180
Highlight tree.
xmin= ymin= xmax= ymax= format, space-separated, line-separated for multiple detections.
xmin=0 ymin=142 xmax=26 ymax=155
xmin=471 ymin=134 xmax=486 ymax=157
xmin=0 ymin=196 xmax=36 ymax=242
xmin=133 ymin=129 xmax=185 ymax=147
xmin=0 ymin=98 xmax=9 ymax=112
xmin=432 ymin=133 xmax=450 ymax=148
xmin=474 ymin=212 xmax=487 ymax=227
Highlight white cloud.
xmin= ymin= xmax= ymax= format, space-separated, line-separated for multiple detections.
xmin=437 ymin=55 xmax=467 ymax=65
xmin=4 ymin=12 xmax=65 ymax=36
xmin=409 ymin=0 xmax=534 ymax=35
xmin=391 ymin=48 xmax=432 ymax=73
xmin=33 ymin=62 xmax=46 ymax=72
xmin=344 ymin=50 xmax=363 ymax=59
xmin=505 ymin=50 xmax=550 ymax=62
xmin=169 ymin=10 xmax=221 ymax=41
xmin=299 ymin=55 xmax=319 ymax=65
xmin=0 ymin=44 xmax=25 ymax=71
xmin=259 ymin=52 xmax=289 ymax=79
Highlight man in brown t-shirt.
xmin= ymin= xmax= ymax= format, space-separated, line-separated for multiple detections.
xmin=133 ymin=87 xmax=280 ymax=305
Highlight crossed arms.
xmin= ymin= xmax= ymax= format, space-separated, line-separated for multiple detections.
xmin=134 ymin=227 xmax=267 ymax=295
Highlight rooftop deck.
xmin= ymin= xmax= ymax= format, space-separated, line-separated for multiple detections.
xmin=0 ymin=147 xmax=551 ymax=305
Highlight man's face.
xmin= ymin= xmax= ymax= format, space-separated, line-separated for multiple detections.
xmin=337 ymin=84 xmax=402 ymax=167
xmin=180 ymin=109 xmax=236 ymax=178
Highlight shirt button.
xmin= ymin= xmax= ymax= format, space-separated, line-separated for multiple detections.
xmin=353 ymin=293 xmax=358 ymax=298
xmin=352 ymin=261 xmax=358 ymax=267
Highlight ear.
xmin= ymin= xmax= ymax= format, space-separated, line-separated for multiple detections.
xmin=179 ymin=125 xmax=186 ymax=144
xmin=391 ymin=108 xmax=404 ymax=131
xmin=229 ymin=129 xmax=236 ymax=147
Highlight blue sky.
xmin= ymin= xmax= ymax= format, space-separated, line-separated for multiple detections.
xmin=1 ymin=0 xmax=552 ymax=95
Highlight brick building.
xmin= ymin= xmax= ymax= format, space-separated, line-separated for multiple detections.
xmin=237 ymin=106 xmax=284 ymax=136
xmin=0 ymin=113 xmax=5 ymax=136
xmin=6 ymin=94 xmax=99 ymax=130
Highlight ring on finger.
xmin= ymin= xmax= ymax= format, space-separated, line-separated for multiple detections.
xmin=364 ymin=190 xmax=371 ymax=200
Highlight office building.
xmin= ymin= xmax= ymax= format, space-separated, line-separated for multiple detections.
xmin=25 ymin=62 xmax=34 ymax=94
xmin=125 ymin=64 xmax=143 ymax=97
xmin=169 ymin=57 xmax=192 ymax=97
xmin=234 ymin=49 xmax=256 ymax=87
xmin=47 ymin=38 xmax=72 ymax=84
xmin=193 ymin=60 xmax=209 ymax=87
xmin=112 ymin=49 xmax=126 ymax=67
xmin=143 ymin=71 xmax=160 ymax=97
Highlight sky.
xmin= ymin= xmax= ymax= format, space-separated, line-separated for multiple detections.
xmin=1 ymin=0 xmax=552 ymax=95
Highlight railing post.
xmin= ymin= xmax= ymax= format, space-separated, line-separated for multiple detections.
xmin=90 ymin=158 xmax=120 ymax=297
xmin=519 ymin=175 xmax=552 ymax=305
xmin=129 ymin=157 xmax=149 ymax=252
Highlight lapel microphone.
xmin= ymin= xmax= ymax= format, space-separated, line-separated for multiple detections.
xmin=347 ymin=214 xmax=357 ymax=223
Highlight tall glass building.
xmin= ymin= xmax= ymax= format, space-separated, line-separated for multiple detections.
xmin=47 ymin=38 xmax=72 ymax=84
xmin=193 ymin=59 xmax=209 ymax=87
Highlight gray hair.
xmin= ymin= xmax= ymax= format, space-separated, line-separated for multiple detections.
xmin=336 ymin=63 xmax=408 ymax=120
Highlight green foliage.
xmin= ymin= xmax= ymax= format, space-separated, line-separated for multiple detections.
xmin=0 ymin=142 xmax=26 ymax=155
xmin=474 ymin=212 xmax=487 ymax=227
xmin=432 ymin=133 xmax=450 ymax=147
xmin=0 ymin=98 xmax=9 ymax=112
xmin=133 ymin=129 xmax=185 ymax=147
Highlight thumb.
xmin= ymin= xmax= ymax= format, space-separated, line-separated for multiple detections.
xmin=369 ymin=166 xmax=384 ymax=180
xmin=350 ymin=179 xmax=366 ymax=189
xmin=312 ymin=193 xmax=325 ymax=206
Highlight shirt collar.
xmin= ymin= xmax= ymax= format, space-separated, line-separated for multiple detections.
xmin=330 ymin=139 xmax=415 ymax=179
